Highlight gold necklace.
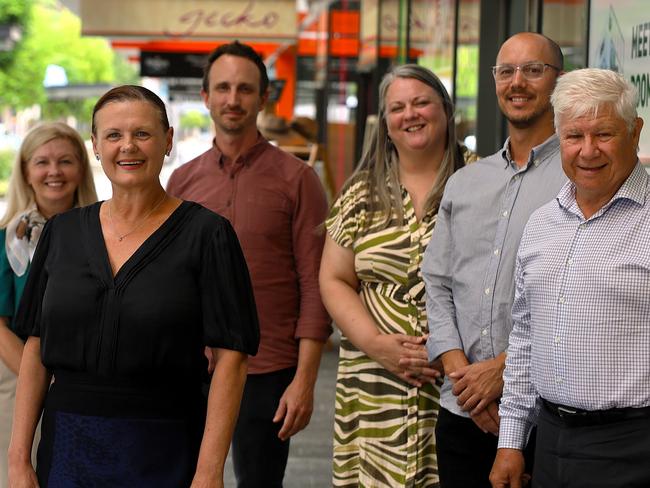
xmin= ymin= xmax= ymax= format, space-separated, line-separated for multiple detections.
xmin=108 ymin=193 xmax=167 ymax=242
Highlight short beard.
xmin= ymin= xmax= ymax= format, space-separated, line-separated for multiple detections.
xmin=505 ymin=106 xmax=552 ymax=130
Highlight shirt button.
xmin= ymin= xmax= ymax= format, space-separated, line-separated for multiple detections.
xmin=559 ymin=296 xmax=565 ymax=304
xmin=408 ymin=405 xmax=417 ymax=415
xmin=484 ymin=288 xmax=491 ymax=295
xmin=502 ymin=210 xmax=509 ymax=217
xmin=567 ymin=258 xmax=573 ymax=265
xmin=226 ymin=200 xmax=232 ymax=206
xmin=494 ymin=248 xmax=500 ymax=255
xmin=513 ymin=175 xmax=519 ymax=181
xmin=554 ymin=336 xmax=561 ymax=344
xmin=556 ymin=377 xmax=563 ymax=384
xmin=481 ymin=328 xmax=488 ymax=336
xmin=229 ymin=174 xmax=235 ymax=180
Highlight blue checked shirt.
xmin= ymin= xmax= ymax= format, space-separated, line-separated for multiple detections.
xmin=424 ymin=135 xmax=566 ymax=417
xmin=499 ymin=162 xmax=650 ymax=450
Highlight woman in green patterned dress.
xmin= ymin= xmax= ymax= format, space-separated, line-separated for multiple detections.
xmin=320 ymin=65 xmax=474 ymax=487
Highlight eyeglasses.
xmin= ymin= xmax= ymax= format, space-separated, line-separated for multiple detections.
xmin=491 ymin=62 xmax=560 ymax=82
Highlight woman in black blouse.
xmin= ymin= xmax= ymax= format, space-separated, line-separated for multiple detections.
xmin=8 ymin=86 xmax=260 ymax=488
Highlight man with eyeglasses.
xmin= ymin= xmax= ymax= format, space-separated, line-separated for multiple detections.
xmin=401 ymin=32 xmax=567 ymax=487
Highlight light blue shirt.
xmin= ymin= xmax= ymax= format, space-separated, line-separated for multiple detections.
xmin=499 ymin=162 xmax=650 ymax=449
xmin=423 ymin=135 xmax=567 ymax=417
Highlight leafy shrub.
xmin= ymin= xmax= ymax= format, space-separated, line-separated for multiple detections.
xmin=0 ymin=148 xmax=16 ymax=181
xmin=180 ymin=110 xmax=211 ymax=131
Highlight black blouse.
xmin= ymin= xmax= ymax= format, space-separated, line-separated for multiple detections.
xmin=15 ymin=201 xmax=259 ymax=383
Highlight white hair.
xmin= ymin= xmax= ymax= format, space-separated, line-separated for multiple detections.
xmin=551 ymin=68 xmax=638 ymax=133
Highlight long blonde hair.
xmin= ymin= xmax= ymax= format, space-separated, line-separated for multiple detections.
xmin=345 ymin=64 xmax=465 ymax=228
xmin=0 ymin=122 xmax=98 ymax=228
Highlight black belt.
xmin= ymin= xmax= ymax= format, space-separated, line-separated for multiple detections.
xmin=541 ymin=398 xmax=650 ymax=427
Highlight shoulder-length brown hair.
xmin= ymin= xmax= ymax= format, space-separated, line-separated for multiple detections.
xmin=345 ymin=64 xmax=464 ymax=227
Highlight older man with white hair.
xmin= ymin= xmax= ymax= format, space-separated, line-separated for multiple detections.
xmin=490 ymin=68 xmax=649 ymax=488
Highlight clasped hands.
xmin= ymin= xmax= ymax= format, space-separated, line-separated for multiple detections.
xmin=449 ymin=357 xmax=505 ymax=435
xmin=366 ymin=334 xmax=442 ymax=387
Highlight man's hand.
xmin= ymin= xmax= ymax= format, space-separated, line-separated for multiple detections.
xmin=470 ymin=400 xmax=500 ymax=435
xmin=490 ymin=448 xmax=528 ymax=488
xmin=273 ymin=377 xmax=315 ymax=441
xmin=449 ymin=353 xmax=506 ymax=413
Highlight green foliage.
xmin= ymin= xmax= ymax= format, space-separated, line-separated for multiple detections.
xmin=0 ymin=0 xmax=30 ymax=20
xmin=113 ymin=54 xmax=139 ymax=85
xmin=0 ymin=147 xmax=15 ymax=180
xmin=0 ymin=0 xmax=31 ymax=67
xmin=0 ymin=0 xmax=116 ymax=112
xmin=180 ymin=110 xmax=211 ymax=131
xmin=455 ymin=45 xmax=479 ymax=99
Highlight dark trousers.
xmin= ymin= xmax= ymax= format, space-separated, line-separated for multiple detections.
xmin=533 ymin=403 xmax=650 ymax=488
xmin=231 ymin=367 xmax=295 ymax=488
xmin=436 ymin=407 xmax=535 ymax=488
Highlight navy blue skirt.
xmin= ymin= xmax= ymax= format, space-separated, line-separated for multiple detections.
xmin=37 ymin=372 xmax=206 ymax=488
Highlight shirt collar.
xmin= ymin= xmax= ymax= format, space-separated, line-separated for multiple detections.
xmin=557 ymin=160 xmax=648 ymax=215
xmin=501 ymin=134 xmax=560 ymax=170
xmin=210 ymin=131 xmax=270 ymax=168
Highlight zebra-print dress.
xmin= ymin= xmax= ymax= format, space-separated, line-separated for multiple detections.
xmin=326 ymin=175 xmax=441 ymax=488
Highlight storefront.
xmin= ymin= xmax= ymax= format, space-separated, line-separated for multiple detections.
xmin=355 ymin=0 xmax=590 ymax=162
xmin=77 ymin=0 xmax=648 ymax=188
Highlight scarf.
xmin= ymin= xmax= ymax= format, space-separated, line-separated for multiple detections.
xmin=5 ymin=207 xmax=47 ymax=277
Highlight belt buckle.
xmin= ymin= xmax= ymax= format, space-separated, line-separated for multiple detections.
xmin=557 ymin=405 xmax=578 ymax=417
xmin=556 ymin=405 xmax=584 ymax=426
xmin=557 ymin=406 xmax=578 ymax=419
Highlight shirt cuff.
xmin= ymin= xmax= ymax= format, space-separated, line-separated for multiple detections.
xmin=295 ymin=321 xmax=333 ymax=343
xmin=497 ymin=417 xmax=531 ymax=450
xmin=426 ymin=332 xmax=463 ymax=362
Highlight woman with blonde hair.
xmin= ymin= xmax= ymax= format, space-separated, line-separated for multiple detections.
xmin=320 ymin=64 xmax=474 ymax=487
xmin=0 ymin=122 xmax=97 ymax=488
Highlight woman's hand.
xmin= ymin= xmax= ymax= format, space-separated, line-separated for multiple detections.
xmin=189 ymin=470 xmax=223 ymax=488
xmin=8 ymin=460 xmax=39 ymax=488
xmin=8 ymin=338 xmax=48 ymax=488
xmin=398 ymin=338 xmax=443 ymax=385
xmin=193 ymin=349 xmax=247 ymax=488
xmin=320 ymin=237 xmax=438 ymax=387
xmin=367 ymin=334 xmax=438 ymax=386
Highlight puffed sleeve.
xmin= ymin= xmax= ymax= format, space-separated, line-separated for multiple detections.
xmin=325 ymin=175 xmax=369 ymax=248
xmin=13 ymin=218 xmax=54 ymax=339
xmin=201 ymin=218 xmax=260 ymax=355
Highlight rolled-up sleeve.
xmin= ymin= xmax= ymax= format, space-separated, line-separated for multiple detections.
xmin=292 ymin=166 xmax=332 ymax=342
xmin=424 ymin=179 xmax=464 ymax=361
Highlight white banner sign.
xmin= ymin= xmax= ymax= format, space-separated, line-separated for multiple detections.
xmin=589 ymin=0 xmax=650 ymax=160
